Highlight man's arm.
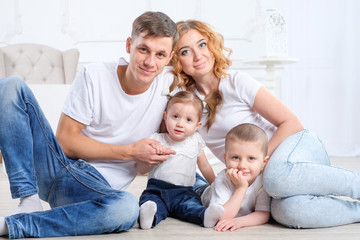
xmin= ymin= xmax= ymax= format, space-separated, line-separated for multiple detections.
xmin=56 ymin=113 xmax=175 ymax=164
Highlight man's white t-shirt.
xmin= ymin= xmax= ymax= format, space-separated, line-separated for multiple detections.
xmin=62 ymin=58 xmax=175 ymax=190
xmin=201 ymin=169 xmax=270 ymax=217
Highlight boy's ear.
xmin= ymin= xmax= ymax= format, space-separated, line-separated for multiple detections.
xmin=223 ymin=153 xmax=227 ymax=164
xmin=261 ymin=156 xmax=270 ymax=171
xmin=163 ymin=111 xmax=167 ymax=120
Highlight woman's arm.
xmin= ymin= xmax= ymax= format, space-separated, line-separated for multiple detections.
xmin=252 ymin=86 xmax=303 ymax=156
xmin=197 ymin=152 xmax=216 ymax=184
xmin=214 ymin=210 xmax=270 ymax=231
xmin=56 ymin=113 xmax=175 ymax=164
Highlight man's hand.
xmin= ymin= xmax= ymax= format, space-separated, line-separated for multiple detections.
xmin=131 ymin=138 xmax=175 ymax=166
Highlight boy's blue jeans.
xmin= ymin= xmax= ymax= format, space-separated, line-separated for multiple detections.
xmin=139 ymin=178 xmax=206 ymax=227
xmin=0 ymin=76 xmax=139 ymax=238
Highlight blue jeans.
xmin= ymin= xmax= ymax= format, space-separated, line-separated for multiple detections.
xmin=0 ymin=76 xmax=139 ymax=238
xmin=263 ymin=129 xmax=360 ymax=228
xmin=139 ymin=178 xmax=207 ymax=227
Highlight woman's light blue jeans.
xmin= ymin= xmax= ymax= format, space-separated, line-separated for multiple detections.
xmin=0 ymin=76 xmax=139 ymax=238
xmin=263 ymin=129 xmax=360 ymax=228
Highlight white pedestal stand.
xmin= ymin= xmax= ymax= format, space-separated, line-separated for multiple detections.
xmin=242 ymin=57 xmax=298 ymax=96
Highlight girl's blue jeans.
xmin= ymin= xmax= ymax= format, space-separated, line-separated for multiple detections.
xmin=139 ymin=178 xmax=206 ymax=227
xmin=0 ymin=76 xmax=139 ymax=238
xmin=263 ymin=129 xmax=360 ymax=228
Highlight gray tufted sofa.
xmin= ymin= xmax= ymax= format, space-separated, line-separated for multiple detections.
xmin=0 ymin=43 xmax=79 ymax=84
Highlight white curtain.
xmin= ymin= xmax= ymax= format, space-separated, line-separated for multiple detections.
xmin=280 ymin=0 xmax=360 ymax=157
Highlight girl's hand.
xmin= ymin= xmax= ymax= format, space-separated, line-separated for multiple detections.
xmin=150 ymin=142 xmax=167 ymax=155
xmin=131 ymin=138 xmax=175 ymax=166
xmin=226 ymin=168 xmax=249 ymax=189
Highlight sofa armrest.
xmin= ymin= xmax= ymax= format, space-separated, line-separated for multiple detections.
xmin=63 ymin=48 xmax=80 ymax=84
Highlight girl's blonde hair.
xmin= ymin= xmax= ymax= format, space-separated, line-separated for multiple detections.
xmin=170 ymin=20 xmax=232 ymax=131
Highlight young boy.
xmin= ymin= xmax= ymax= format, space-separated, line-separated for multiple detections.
xmin=138 ymin=91 xmax=223 ymax=229
xmin=201 ymin=123 xmax=271 ymax=231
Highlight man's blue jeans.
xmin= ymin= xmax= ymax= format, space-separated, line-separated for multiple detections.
xmin=0 ymin=76 xmax=139 ymax=238
xmin=139 ymin=178 xmax=206 ymax=227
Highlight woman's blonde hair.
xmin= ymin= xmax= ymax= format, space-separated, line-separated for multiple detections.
xmin=171 ymin=20 xmax=232 ymax=131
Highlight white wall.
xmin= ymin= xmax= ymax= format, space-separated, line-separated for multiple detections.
xmin=1 ymin=0 xmax=359 ymax=157
xmin=1 ymin=0 xmax=285 ymax=68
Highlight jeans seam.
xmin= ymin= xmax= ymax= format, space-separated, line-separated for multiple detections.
xmin=25 ymin=100 xmax=110 ymax=198
xmin=286 ymin=129 xmax=307 ymax=166
xmin=25 ymin=100 xmax=67 ymax=168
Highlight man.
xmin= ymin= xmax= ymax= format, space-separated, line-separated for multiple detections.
xmin=0 ymin=11 xmax=177 ymax=238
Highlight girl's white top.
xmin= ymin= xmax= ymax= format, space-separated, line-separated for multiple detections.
xmin=148 ymin=132 xmax=206 ymax=186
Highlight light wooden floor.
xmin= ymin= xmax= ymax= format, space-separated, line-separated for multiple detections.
xmin=1 ymin=157 xmax=360 ymax=239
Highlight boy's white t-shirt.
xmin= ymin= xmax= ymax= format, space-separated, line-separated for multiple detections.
xmin=196 ymin=70 xmax=277 ymax=162
xmin=201 ymin=169 xmax=270 ymax=217
xmin=148 ymin=132 xmax=205 ymax=186
xmin=62 ymin=58 xmax=175 ymax=190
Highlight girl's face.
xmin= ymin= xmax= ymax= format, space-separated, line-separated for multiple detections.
xmin=176 ymin=29 xmax=215 ymax=80
xmin=164 ymin=102 xmax=201 ymax=142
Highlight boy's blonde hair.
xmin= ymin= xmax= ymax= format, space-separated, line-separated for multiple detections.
xmin=225 ymin=123 xmax=268 ymax=156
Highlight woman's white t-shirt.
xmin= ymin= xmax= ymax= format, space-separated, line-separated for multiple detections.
xmin=196 ymin=70 xmax=277 ymax=162
xmin=62 ymin=58 xmax=175 ymax=190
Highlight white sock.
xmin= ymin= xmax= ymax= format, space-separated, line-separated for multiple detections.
xmin=0 ymin=217 xmax=8 ymax=236
xmin=139 ymin=201 xmax=157 ymax=230
xmin=203 ymin=204 xmax=224 ymax=228
xmin=12 ymin=194 xmax=43 ymax=215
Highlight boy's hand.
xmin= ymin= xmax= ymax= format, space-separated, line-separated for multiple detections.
xmin=214 ymin=217 xmax=241 ymax=232
xmin=226 ymin=168 xmax=249 ymax=189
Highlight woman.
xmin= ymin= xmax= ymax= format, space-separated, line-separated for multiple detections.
xmin=171 ymin=20 xmax=360 ymax=228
